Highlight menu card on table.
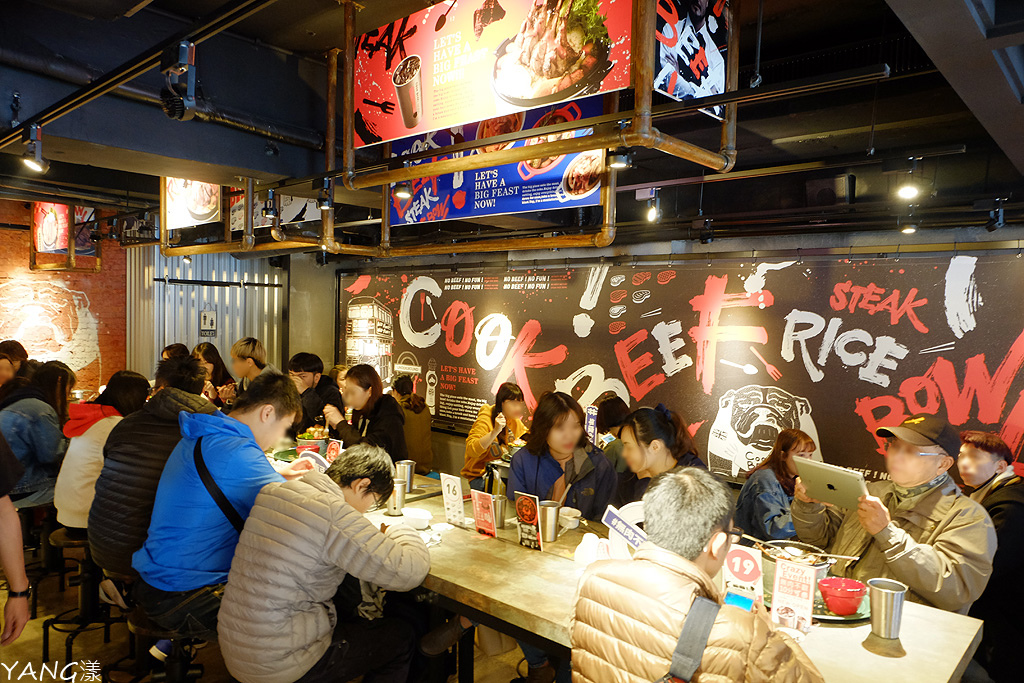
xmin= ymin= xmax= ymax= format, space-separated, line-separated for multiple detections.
xmin=771 ymin=557 xmax=815 ymax=632
xmin=723 ymin=545 xmax=764 ymax=603
xmin=514 ymin=491 xmax=543 ymax=551
xmin=440 ymin=473 xmax=467 ymax=527
xmin=470 ymin=489 xmax=497 ymax=537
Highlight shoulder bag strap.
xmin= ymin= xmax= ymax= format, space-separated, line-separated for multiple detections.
xmin=655 ymin=596 xmax=721 ymax=683
xmin=193 ymin=436 xmax=245 ymax=533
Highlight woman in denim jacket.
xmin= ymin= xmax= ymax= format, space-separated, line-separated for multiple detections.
xmin=0 ymin=361 xmax=76 ymax=506
xmin=735 ymin=429 xmax=817 ymax=541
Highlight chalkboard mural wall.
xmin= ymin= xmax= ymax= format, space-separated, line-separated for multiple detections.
xmin=339 ymin=254 xmax=1024 ymax=482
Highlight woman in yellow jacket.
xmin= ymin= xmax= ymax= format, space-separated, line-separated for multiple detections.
xmin=461 ymin=382 xmax=528 ymax=490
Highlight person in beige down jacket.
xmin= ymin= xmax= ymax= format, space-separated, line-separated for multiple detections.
xmin=218 ymin=443 xmax=430 ymax=683
xmin=571 ymin=466 xmax=824 ymax=683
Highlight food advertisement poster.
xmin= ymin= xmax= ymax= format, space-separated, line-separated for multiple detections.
xmin=340 ymin=254 xmax=1024 ymax=483
xmin=72 ymin=206 xmax=98 ymax=257
xmin=471 ymin=488 xmax=498 ymax=536
xmin=163 ymin=177 xmax=221 ymax=231
xmin=227 ymin=192 xmax=319 ymax=231
xmin=655 ymin=0 xmax=729 ymax=118
xmin=33 ymin=202 xmax=70 ymax=254
xmin=389 ymin=96 xmax=604 ymax=224
xmin=515 ymin=491 xmax=543 ymax=550
xmin=770 ymin=558 xmax=815 ymax=632
xmin=355 ymin=0 xmax=633 ymax=147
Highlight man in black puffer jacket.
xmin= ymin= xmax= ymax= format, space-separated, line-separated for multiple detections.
xmin=88 ymin=356 xmax=216 ymax=577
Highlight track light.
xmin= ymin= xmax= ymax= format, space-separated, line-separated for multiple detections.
xmin=646 ymin=191 xmax=661 ymax=223
xmin=901 ymin=225 xmax=917 ymax=234
xmin=262 ymin=188 xmax=278 ymax=218
xmin=393 ymin=181 xmax=412 ymax=200
xmin=22 ymin=124 xmax=49 ymax=173
xmin=608 ymin=148 xmax=632 ymax=169
xmin=183 ymin=255 xmax=192 ymax=264
xmin=897 ymin=184 xmax=919 ymax=200
xmin=316 ymin=178 xmax=332 ymax=210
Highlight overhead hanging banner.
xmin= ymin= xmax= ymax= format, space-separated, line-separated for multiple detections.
xmin=654 ymin=0 xmax=730 ymax=119
xmin=162 ymin=177 xmax=221 ymax=231
xmin=340 ymin=254 xmax=1024 ymax=483
xmin=354 ymin=0 xmax=633 ymax=147
xmin=389 ymin=95 xmax=604 ymax=224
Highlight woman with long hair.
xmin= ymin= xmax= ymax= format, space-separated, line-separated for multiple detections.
xmin=0 ymin=360 xmax=77 ymax=506
xmin=192 ymin=342 xmax=235 ymax=407
xmin=735 ymin=429 xmax=817 ymax=541
xmin=54 ymin=370 xmax=151 ymax=536
xmin=611 ymin=404 xmax=706 ymax=507
xmin=323 ymin=364 xmax=408 ymax=462
xmin=461 ymin=382 xmax=529 ymax=489
xmin=595 ymin=395 xmax=631 ymax=473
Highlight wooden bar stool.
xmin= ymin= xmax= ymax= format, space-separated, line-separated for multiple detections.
xmin=42 ymin=528 xmax=127 ymax=663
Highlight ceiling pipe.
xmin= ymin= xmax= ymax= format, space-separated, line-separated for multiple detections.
xmin=320 ymin=48 xmax=340 ymax=253
xmin=0 ymin=0 xmax=285 ymax=152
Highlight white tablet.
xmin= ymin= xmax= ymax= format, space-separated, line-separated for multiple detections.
xmin=793 ymin=458 xmax=868 ymax=510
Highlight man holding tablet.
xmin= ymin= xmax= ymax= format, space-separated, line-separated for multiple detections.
xmin=791 ymin=414 xmax=996 ymax=614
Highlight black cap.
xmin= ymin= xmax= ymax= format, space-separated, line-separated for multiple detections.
xmin=875 ymin=414 xmax=961 ymax=458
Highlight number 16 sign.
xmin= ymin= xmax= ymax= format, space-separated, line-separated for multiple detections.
xmin=723 ymin=545 xmax=764 ymax=601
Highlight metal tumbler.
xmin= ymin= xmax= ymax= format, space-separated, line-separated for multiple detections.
xmin=396 ymin=460 xmax=416 ymax=492
xmin=386 ymin=479 xmax=407 ymax=516
xmin=493 ymin=495 xmax=507 ymax=529
xmin=868 ymin=578 xmax=907 ymax=639
xmin=539 ymin=500 xmax=561 ymax=543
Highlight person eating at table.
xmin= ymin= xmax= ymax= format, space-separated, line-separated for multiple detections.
xmin=461 ymin=381 xmax=528 ymax=490
xmin=958 ymin=431 xmax=1024 ymax=682
xmin=192 ymin=341 xmax=235 ymax=408
xmin=218 ymin=443 xmax=429 ymax=683
xmin=610 ymin=404 xmax=706 ymax=507
xmin=288 ymin=352 xmax=332 ymax=434
xmin=504 ymin=391 xmax=615 ymax=683
xmin=792 ymin=414 xmax=995 ymax=614
xmin=219 ymin=336 xmax=276 ymax=406
xmin=322 ymin=364 xmax=408 ymax=463
xmin=132 ymin=372 xmax=312 ymax=641
xmin=571 ymin=467 xmax=824 ymax=683
xmin=735 ymin=429 xmax=817 ymax=541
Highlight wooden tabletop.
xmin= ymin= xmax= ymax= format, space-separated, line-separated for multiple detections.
xmin=370 ymin=475 xmax=983 ymax=680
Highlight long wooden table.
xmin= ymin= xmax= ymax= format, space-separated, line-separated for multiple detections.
xmin=369 ymin=476 xmax=983 ymax=682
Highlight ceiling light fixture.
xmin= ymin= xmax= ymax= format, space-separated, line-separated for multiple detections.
xmin=21 ymin=124 xmax=49 ymax=173
xmin=393 ymin=181 xmax=412 ymax=200
xmin=316 ymin=178 xmax=332 ymax=210
xmin=897 ymin=184 xmax=919 ymax=200
xmin=262 ymin=188 xmax=278 ymax=218
xmin=646 ymin=190 xmax=661 ymax=223
xmin=183 ymin=255 xmax=192 ymax=264
xmin=608 ymin=148 xmax=632 ymax=169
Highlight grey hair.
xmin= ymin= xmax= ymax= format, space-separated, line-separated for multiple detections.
xmin=325 ymin=443 xmax=395 ymax=501
xmin=642 ymin=467 xmax=734 ymax=561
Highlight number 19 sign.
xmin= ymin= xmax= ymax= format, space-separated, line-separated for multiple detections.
xmin=723 ymin=545 xmax=764 ymax=601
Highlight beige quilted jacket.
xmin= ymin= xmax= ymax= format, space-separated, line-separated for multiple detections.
xmin=217 ymin=471 xmax=430 ymax=683
xmin=570 ymin=543 xmax=824 ymax=683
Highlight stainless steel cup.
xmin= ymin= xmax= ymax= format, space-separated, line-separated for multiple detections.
xmin=493 ymin=495 xmax=507 ymax=529
xmin=396 ymin=460 xmax=416 ymax=492
xmin=539 ymin=500 xmax=560 ymax=543
xmin=868 ymin=578 xmax=907 ymax=639
xmin=392 ymin=55 xmax=422 ymax=129
xmin=387 ymin=479 xmax=407 ymax=516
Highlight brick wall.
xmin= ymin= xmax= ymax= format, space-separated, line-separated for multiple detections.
xmin=0 ymin=199 xmax=127 ymax=393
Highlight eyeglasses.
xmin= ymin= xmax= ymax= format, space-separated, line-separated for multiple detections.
xmin=883 ymin=439 xmax=944 ymax=458
xmin=726 ymin=527 xmax=743 ymax=544
xmin=367 ymin=492 xmax=388 ymax=513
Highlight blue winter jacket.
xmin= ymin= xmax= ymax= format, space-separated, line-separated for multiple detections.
xmin=0 ymin=388 xmax=68 ymax=496
xmin=735 ymin=468 xmax=797 ymax=541
xmin=132 ymin=411 xmax=284 ymax=591
xmin=506 ymin=443 xmax=616 ymax=520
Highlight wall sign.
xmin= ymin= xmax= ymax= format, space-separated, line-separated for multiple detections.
xmin=355 ymin=0 xmax=633 ymax=147
xmin=199 ymin=309 xmax=217 ymax=338
xmin=340 ymin=254 xmax=1024 ymax=482
xmin=389 ymin=96 xmax=604 ymax=224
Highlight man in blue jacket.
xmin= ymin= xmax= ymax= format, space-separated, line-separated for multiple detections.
xmin=133 ymin=371 xmax=309 ymax=641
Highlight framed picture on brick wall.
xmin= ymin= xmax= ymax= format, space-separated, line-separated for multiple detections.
xmin=30 ymin=201 xmax=101 ymax=272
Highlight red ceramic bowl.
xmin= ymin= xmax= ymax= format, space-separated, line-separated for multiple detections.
xmin=818 ymin=577 xmax=867 ymax=616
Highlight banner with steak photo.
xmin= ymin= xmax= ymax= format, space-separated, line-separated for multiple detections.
xmin=655 ymin=0 xmax=729 ymax=119
xmin=354 ymin=0 xmax=633 ymax=146
xmin=340 ymin=254 xmax=1024 ymax=483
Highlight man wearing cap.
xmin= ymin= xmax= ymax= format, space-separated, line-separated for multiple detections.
xmin=792 ymin=414 xmax=995 ymax=614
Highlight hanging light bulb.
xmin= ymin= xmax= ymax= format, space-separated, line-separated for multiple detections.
xmin=646 ymin=191 xmax=661 ymax=223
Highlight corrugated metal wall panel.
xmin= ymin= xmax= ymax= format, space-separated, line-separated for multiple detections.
xmin=126 ymin=246 xmax=287 ymax=378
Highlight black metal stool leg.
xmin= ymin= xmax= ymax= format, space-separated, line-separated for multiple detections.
xmin=457 ymin=625 xmax=476 ymax=683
